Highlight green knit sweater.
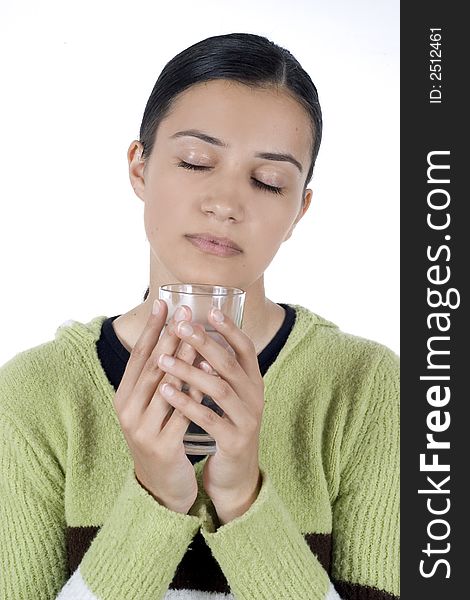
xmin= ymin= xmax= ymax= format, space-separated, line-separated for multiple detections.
xmin=0 ymin=305 xmax=399 ymax=600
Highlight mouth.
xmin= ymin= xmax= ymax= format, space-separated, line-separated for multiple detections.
xmin=185 ymin=233 xmax=242 ymax=251
xmin=185 ymin=234 xmax=242 ymax=257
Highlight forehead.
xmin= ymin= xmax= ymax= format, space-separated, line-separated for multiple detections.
xmin=159 ymin=80 xmax=313 ymax=164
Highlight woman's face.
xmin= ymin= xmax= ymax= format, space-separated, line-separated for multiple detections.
xmin=129 ymin=79 xmax=313 ymax=291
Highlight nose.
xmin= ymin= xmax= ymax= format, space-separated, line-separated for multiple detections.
xmin=200 ymin=178 xmax=244 ymax=223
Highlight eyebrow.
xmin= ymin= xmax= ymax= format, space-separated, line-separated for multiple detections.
xmin=170 ymin=129 xmax=303 ymax=174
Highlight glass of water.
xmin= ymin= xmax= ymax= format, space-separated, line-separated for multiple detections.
xmin=158 ymin=283 xmax=246 ymax=455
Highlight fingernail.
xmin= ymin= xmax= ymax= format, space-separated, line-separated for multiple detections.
xmin=161 ymin=383 xmax=175 ymax=397
xmin=178 ymin=321 xmax=193 ymax=336
xmin=199 ymin=361 xmax=212 ymax=373
xmin=211 ymin=308 xmax=224 ymax=323
xmin=159 ymin=354 xmax=175 ymax=367
xmin=152 ymin=299 xmax=161 ymax=315
xmin=174 ymin=306 xmax=187 ymax=322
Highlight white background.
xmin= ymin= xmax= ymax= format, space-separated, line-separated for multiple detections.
xmin=0 ymin=0 xmax=399 ymax=364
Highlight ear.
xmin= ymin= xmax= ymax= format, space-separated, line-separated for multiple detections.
xmin=128 ymin=140 xmax=146 ymax=202
xmin=283 ymin=188 xmax=313 ymax=242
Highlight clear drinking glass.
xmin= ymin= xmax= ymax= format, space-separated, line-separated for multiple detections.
xmin=158 ymin=283 xmax=246 ymax=455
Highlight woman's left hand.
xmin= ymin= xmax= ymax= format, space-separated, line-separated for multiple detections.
xmin=157 ymin=306 xmax=264 ymax=525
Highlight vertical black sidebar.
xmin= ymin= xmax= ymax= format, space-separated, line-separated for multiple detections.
xmin=401 ymin=3 xmax=467 ymax=599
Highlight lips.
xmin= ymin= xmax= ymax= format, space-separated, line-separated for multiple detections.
xmin=185 ymin=235 xmax=242 ymax=257
xmin=185 ymin=233 xmax=242 ymax=252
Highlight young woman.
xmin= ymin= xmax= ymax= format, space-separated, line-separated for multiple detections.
xmin=0 ymin=33 xmax=399 ymax=600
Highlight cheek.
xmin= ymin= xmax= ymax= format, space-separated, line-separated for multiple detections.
xmin=143 ymin=177 xmax=182 ymax=238
xmin=249 ymin=219 xmax=290 ymax=265
xmin=255 ymin=203 xmax=297 ymax=241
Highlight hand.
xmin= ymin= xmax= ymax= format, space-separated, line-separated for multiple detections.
xmin=157 ymin=307 xmax=265 ymax=524
xmin=113 ymin=300 xmax=205 ymax=515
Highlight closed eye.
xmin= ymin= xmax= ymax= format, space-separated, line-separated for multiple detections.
xmin=176 ymin=161 xmax=284 ymax=195
xmin=177 ymin=161 xmax=208 ymax=172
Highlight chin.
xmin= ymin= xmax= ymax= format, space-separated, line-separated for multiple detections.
xmin=158 ymin=252 xmax=247 ymax=289
xmin=174 ymin=270 xmax=241 ymax=289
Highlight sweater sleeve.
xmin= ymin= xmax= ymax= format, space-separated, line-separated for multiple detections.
xmin=59 ymin=466 xmax=201 ymax=599
xmin=201 ymin=468 xmax=342 ymax=599
xmin=199 ymin=347 xmax=400 ymax=600
xmin=0 ymin=388 xmax=201 ymax=599
xmin=330 ymin=348 xmax=400 ymax=599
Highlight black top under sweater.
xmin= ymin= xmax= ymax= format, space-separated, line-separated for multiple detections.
xmin=96 ymin=303 xmax=296 ymax=464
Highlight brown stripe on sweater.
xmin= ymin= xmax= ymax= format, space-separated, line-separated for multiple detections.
xmin=66 ymin=526 xmax=99 ymax=576
xmin=305 ymin=532 xmax=332 ymax=573
xmin=170 ymin=533 xmax=333 ymax=592
xmin=170 ymin=531 xmax=231 ymax=592
xmin=332 ymin=579 xmax=400 ymax=600
xmin=65 ymin=527 xmax=232 ymax=591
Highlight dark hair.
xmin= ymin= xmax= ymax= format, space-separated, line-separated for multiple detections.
xmin=141 ymin=32 xmax=323 ymax=302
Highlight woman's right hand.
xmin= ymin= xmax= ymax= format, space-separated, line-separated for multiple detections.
xmin=113 ymin=299 xmax=202 ymax=515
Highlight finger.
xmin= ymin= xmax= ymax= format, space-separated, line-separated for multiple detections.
xmin=199 ymin=360 xmax=218 ymax=376
xmin=158 ymin=383 xmax=206 ymax=449
xmin=116 ymin=303 xmax=192 ymax=419
xmin=114 ymin=299 xmax=169 ymax=406
xmin=174 ymin=323 xmax=208 ymax=398
xmin=171 ymin=318 xmax=252 ymax=400
xmin=141 ymin=338 xmax=198 ymax=434
xmin=159 ymin=404 xmax=190 ymax=437
xmin=158 ymin=342 xmax=205 ymax=431
xmin=140 ymin=322 xmax=206 ymax=436
xmin=159 ymin=381 xmax=230 ymax=443
xmin=207 ymin=308 xmax=262 ymax=383
xmin=185 ymin=380 xmax=205 ymax=403
xmin=143 ymin=322 xmax=207 ymax=438
xmin=158 ymin=354 xmax=240 ymax=424
xmin=163 ymin=338 xmax=198 ymax=391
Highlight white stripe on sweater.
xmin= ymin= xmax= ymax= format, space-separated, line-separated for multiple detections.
xmin=164 ymin=590 xmax=234 ymax=599
xmin=56 ymin=567 xmax=342 ymax=599
xmin=326 ymin=580 xmax=344 ymax=599
xmin=56 ymin=567 xmax=235 ymax=599
xmin=56 ymin=568 xmax=99 ymax=599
